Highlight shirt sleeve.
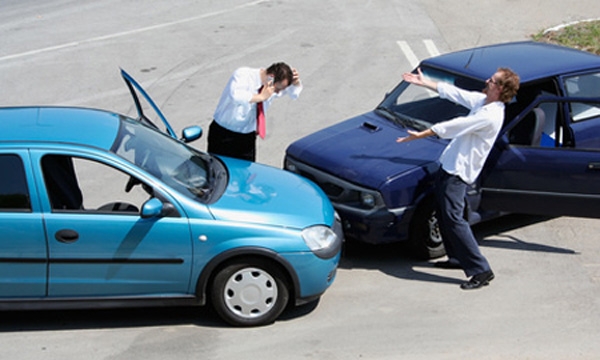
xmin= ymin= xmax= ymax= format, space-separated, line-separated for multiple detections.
xmin=286 ymin=82 xmax=303 ymax=99
xmin=431 ymin=107 xmax=494 ymax=139
xmin=437 ymin=82 xmax=485 ymax=110
xmin=228 ymin=69 xmax=255 ymax=105
xmin=269 ymin=82 xmax=303 ymax=102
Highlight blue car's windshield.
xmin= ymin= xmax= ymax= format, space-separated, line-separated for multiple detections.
xmin=377 ymin=67 xmax=485 ymax=130
xmin=111 ymin=117 xmax=226 ymax=203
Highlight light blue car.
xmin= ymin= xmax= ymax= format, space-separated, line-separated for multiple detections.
xmin=0 ymin=69 xmax=342 ymax=327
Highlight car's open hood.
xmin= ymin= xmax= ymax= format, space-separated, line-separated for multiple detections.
xmin=286 ymin=111 xmax=446 ymax=189
xmin=208 ymin=158 xmax=335 ymax=229
xmin=121 ymin=69 xmax=178 ymax=138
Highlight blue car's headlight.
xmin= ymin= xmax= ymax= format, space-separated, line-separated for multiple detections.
xmin=301 ymin=225 xmax=341 ymax=259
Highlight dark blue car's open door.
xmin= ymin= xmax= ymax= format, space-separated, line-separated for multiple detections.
xmin=481 ymin=98 xmax=600 ymax=218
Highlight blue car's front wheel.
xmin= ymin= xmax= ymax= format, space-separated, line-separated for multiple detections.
xmin=211 ymin=259 xmax=290 ymax=327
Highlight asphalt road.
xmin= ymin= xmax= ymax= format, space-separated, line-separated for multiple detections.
xmin=1 ymin=1 xmax=600 ymax=359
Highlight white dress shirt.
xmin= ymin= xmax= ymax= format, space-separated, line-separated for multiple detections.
xmin=431 ymin=82 xmax=504 ymax=184
xmin=213 ymin=67 xmax=303 ymax=134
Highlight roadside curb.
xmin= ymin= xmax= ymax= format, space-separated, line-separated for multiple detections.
xmin=544 ymin=18 xmax=600 ymax=33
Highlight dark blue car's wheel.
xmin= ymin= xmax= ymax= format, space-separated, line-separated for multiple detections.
xmin=409 ymin=200 xmax=446 ymax=259
xmin=211 ymin=259 xmax=289 ymax=327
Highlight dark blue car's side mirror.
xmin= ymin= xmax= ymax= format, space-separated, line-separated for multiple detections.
xmin=181 ymin=126 xmax=202 ymax=143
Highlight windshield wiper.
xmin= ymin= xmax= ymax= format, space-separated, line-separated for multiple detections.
xmin=375 ymin=106 xmax=429 ymax=130
xmin=402 ymin=116 xmax=430 ymax=131
xmin=375 ymin=106 xmax=407 ymax=128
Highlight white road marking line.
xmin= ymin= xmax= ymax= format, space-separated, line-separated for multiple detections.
xmin=398 ymin=40 xmax=442 ymax=98
xmin=396 ymin=41 xmax=420 ymax=69
xmin=0 ymin=0 xmax=268 ymax=63
xmin=397 ymin=40 xmax=442 ymax=69
xmin=423 ymin=39 xmax=440 ymax=57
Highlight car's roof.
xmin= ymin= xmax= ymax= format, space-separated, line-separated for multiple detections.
xmin=0 ymin=106 xmax=121 ymax=150
xmin=422 ymin=41 xmax=600 ymax=83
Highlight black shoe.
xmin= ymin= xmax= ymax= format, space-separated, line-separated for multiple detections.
xmin=460 ymin=271 xmax=494 ymax=290
xmin=434 ymin=260 xmax=462 ymax=269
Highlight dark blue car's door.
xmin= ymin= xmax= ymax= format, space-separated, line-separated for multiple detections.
xmin=481 ymin=99 xmax=600 ymax=217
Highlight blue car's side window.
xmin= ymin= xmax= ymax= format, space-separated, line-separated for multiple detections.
xmin=41 ymin=155 xmax=153 ymax=214
xmin=0 ymin=154 xmax=31 ymax=212
xmin=41 ymin=155 xmax=83 ymax=211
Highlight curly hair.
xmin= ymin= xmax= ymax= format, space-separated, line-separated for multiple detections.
xmin=496 ymin=67 xmax=520 ymax=103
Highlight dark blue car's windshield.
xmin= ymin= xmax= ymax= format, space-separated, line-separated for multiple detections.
xmin=377 ymin=67 xmax=485 ymax=130
xmin=111 ymin=117 xmax=226 ymax=203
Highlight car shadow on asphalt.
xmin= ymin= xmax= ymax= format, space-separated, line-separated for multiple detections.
xmin=339 ymin=240 xmax=466 ymax=285
xmin=0 ymin=305 xmax=229 ymax=332
xmin=472 ymin=214 xmax=578 ymax=255
xmin=339 ymin=213 xmax=578 ymax=285
xmin=0 ymin=301 xmax=322 ymax=332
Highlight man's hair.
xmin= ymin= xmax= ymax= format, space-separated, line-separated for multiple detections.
xmin=497 ymin=67 xmax=520 ymax=103
xmin=267 ymin=62 xmax=294 ymax=85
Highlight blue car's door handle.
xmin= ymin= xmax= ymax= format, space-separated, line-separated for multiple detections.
xmin=55 ymin=229 xmax=80 ymax=243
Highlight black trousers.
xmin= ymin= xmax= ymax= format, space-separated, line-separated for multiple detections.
xmin=434 ymin=169 xmax=491 ymax=277
xmin=207 ymin=120 xmax=256 ymax=162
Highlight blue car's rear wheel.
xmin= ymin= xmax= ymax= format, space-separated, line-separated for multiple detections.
xmin=211 ymin=259 xmax=289 ymax=327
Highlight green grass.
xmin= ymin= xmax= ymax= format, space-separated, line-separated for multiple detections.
xmin=532 ymin=20 xmax=600 ymax=55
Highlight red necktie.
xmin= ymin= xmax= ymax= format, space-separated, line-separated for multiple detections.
xmin=257 ymin=86 xmax=266 ymax=139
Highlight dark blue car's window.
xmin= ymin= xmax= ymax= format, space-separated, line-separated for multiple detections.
xmin=564 ymin=73 xmax=600 ymax=99
xmin=378 ymin=67 xmax=484 ymax=129
xmin=569 ymin=101 xmax=600 ymax=123
xmin=0 ymin=154 xmax=31 ymax=211
xmin=564 ymin=73 xmax=600 ymax=124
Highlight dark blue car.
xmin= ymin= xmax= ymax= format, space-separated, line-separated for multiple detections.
xmin=285 ymin=41 xmax=600 ymax=259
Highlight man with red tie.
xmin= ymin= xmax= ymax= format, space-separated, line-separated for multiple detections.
xmin=208 ymin=62 xmax=302 ymax=162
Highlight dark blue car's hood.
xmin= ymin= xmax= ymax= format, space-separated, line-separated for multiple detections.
xmin=286 ymin=111 xmax=446 ymax=189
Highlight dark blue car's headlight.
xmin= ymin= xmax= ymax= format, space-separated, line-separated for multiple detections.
xmin=301 ymin=225 xmax=341 ymax=259
xmin=360 ymin=192 xmax=376 ymax=208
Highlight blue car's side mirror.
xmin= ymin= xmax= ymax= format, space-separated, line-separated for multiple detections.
xmin=141 ymin=198 xmax=164 ymax=218
xmin=181 ymin=126 xmax=202 ymax=143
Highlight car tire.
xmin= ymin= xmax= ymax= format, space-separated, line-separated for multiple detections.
xmin=210 ymin=259 xmax=289 ymax=327
xmin=409 ymin=199 xmax=446 ymax=259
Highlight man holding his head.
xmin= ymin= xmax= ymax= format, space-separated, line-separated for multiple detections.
xmin=208 ymin=62 xmax=302 ymax=162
